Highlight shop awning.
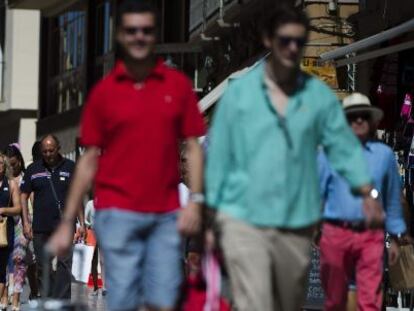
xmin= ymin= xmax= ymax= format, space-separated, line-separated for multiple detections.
xmin=320 ymin=18 xmax=414 ymax=66
xmin=199 ymin=57 xmax=265 ymax=112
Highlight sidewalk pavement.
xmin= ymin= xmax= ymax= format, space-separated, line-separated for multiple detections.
xmin=19 ymin=283 xmax=107 ymax=311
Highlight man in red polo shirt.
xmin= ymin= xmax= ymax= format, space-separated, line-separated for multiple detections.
xmin=48 ymin=1 xmax=206 ymax=310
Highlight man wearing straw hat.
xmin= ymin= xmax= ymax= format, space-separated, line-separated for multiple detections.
xmin=318 ymin=92 xmax=407 ymax=311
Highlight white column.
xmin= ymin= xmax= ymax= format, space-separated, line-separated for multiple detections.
xmin=18 ymin=118 xmax=37 ymax=164
xmin=3 ymin=9 xmax=40 ymax=111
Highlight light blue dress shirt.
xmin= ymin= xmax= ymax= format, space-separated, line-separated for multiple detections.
xmin=318 ymin=141 xmax=407 ymax=235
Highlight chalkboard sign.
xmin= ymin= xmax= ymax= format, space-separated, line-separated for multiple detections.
xmin=304 ymin=247 xmax=325 ymax=309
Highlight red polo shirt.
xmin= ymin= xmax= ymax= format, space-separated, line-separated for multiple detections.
xmin=80 ymin=60 xmax=206 ymax=213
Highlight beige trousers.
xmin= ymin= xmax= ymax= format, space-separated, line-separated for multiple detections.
xmin=216 ymin=212 xmax=313 ymax=311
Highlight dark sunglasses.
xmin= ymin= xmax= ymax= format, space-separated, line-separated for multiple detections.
xmin=276 ymin=35 xmax=306 ymax=48
xmin=123 ymin=26 xmax=156 ymax=36
xmin=346 ymin=112 xmax=372 ymax=123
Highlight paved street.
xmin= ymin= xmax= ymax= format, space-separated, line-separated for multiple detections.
xmin=17 ymin=283 xmax=107 ymax=311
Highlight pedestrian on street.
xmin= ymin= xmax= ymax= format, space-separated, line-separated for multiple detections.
xmin=205 ymin=4 xmax=384 ymax=311
xmin=47 ymin=1 xmax=206 ymax=311
xmin=20 ymin=135 xmax=85 ymax=299
xmin=85 ymin=199 xmax=106 ymax=297
xmin=0 ymin=152 xmax=22 ymax=311
xmin=24 ymin=141 xmax=42 ymax=301
xmin=318 ymin=92 xmax=407 ymax=311
xmin=3 ymin=144 xmax=29 ymax=311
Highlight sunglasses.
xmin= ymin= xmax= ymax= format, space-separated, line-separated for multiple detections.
xmin=276 ymin=35 xmax=306 ymax=48
xmin=346 ymin=112 xmax=372 ymax=123
xmin=123 ymin=26 xmax=156 ymax=36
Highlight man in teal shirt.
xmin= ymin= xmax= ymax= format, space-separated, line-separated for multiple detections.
xmin=205 ymin=5 xmax=384 ymax=311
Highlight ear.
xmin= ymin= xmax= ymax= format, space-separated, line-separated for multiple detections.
xmin=262 ymin=36 xmax=273 ymax=49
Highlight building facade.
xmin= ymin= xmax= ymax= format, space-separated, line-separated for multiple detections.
xmin=0 ymin=0 xmax=39 ymax=161
xmin=317 ymin=0 xmax=414 ymax=134
xmin=8 ymin=0 xmax=199 ymax=157
xmin=7 ymin=0 xmax=359 ymax=157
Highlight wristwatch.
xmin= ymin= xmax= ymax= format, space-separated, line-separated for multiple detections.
xmin=189 ymin=192 xmax=205 ymax=204
xmin=389 ymin=233 xmax=404 ymax=243
xmin=367 ymin=188 xmax=380 ymax=200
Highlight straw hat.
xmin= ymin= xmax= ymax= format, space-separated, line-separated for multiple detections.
xmin=342 ymin=92 xmax=383 ymax=122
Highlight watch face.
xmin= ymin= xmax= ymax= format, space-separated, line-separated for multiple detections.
xmin=371 ymin=189 xmax=379 ymax=199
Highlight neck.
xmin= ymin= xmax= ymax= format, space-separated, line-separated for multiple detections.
xmin=124 ymin=56 xmax=156 ymax=82
xmin=267 ymin=58 xmax=300 ymax=94
xmin=13 ymin=174 xmax=21 ymax=181
xmin=46 ymin=156 xmax=62 ymax=169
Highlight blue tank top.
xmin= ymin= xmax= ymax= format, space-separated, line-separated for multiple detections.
xmin=0 ymin=177 xmax=15 ymax=246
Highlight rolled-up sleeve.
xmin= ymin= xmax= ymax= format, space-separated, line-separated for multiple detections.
xmin=205 ymin=85 xmax=234 ymax=209
xmin=319 ymin=96 xmax=371 ymax=190
xmin=383 ymin=151 xmax=407 ymax=235
xmin=20 ymin=164 xmax=33 ymax=194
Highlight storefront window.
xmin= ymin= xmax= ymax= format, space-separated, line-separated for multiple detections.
xmin=57 ymin=11 xmax=86 ymax=73
xmin=96 ymin=0 xmax=113 ymax=57
xmin=94 ymin=0 xmax=115 ymax=81
xmin=45 ymin=3 xmax=87 ymax=117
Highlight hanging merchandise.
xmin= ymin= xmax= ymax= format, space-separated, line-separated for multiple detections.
xmin=401 ymin=93 xmax=414 ymax=141
xmin=400 ymin=93 xmax=413 ymax=121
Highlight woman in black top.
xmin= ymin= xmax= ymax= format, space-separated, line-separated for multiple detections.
xmin=0 ymin=153 xmax=22 ymax=311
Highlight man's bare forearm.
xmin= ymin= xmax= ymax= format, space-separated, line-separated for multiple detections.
xmin=77 ymin=207 xmax=85 ymax=227
xmin=21 ymin=193 xmax=30 ymax=226
xmin=63 ymin=147 xmax=99 ymax=222
xmin=185 ymin=138 xmax=204 ymax=193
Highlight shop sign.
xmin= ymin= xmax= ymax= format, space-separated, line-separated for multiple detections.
xmin=301 ymin=58 xmax=338 ymax=89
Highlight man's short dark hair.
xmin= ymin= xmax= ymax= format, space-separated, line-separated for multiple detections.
xmin=116 ymin=0 xmax=159 ymax=28
xmin=261 ymin=4 xmax=310 ymax=38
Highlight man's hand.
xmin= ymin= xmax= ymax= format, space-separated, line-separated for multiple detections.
xmin=178 ymin=203 xmax=202 ymax=236
xmin=23 ymin=223 xmax=33 ymax=240
xmin=78 ymin=224 xmax=87 ymax=242
xmin=388 ymin=240 xmax=400 ymax=266
xmin=362 ymin=196 xmax=385 ymax=229
xmin=205 ymin=229 xmax=216 ymax=252
xmin=400 ymin=234 xmax=413 ymax=245
xmin=47 ymin=221 xmax=74 ymax=257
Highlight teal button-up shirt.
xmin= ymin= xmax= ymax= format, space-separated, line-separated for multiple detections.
xmin=205 ymin=61 xmax=371 ymax=228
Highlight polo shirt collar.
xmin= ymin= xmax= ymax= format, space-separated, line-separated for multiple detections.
xmin=42 ymin=156 xmax=65 ymax=171
xmin=114 ymin=58 xmax=166 ymax=81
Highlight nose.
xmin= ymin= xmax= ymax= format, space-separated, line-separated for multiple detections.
xmin=288 ymin=41 xmax=300 ymax=53
xmin=133 ymin=31 xmax=146 ymax=41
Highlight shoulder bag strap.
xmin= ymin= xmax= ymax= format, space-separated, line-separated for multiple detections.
xmin=46 ymin=170 xmax=62 ymax=216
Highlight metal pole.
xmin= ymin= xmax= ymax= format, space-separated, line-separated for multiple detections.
xmin=320 ymin=18 xmax=414 ymax=61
